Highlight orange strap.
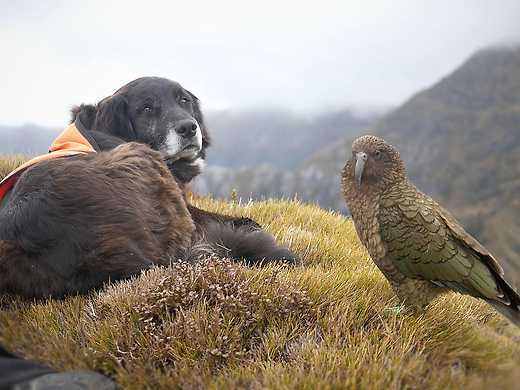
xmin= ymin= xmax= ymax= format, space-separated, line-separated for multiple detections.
xmin=49 ymin=122 xmax=97 ymax=154
xmin=0 ymin=123 xmax=96 ymax=200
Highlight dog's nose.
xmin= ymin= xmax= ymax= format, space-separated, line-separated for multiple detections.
xmin=175 ymin=119 xmax=198 ymax=138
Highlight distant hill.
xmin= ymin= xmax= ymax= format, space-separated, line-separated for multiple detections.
xmin=205 ymin=108 xmax=374 ymax=169
xmin=371 ymin=46 xmax=520 ymax=283
xmin=195 ymin=137 xmax=354 ymax=212
xmin=0 ymin=124 xmax=58 ymax=156
xmin=197 ymin=46 xmax=520 ymax=283
xmin=294 ymin=46 xmax=520 ymax=282
xmin=3 ymin=47 xmax=519 ymax=283
xmin=195 ymin=108 xmax=377 ymax=207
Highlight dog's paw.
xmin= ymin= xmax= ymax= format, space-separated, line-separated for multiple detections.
xmin=232 ymin=217 xmax=262 ymax=231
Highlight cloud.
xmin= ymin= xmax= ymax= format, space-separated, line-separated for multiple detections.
xmin=1 ymin=0 xmax=520 ymax=126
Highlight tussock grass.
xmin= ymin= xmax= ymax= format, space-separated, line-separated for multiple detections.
xmin=0 ymin=157 xmax=519 ymax=389
xmin=0 ymin=154 xmax=26 ymax=179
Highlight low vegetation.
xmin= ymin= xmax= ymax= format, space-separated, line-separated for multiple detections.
xmin=0 ymin=156 xmax=519 ymax=389
xmin=0 ymin=154 xmax=26 ymax=179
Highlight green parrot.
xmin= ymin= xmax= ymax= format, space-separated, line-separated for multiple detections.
xmin=341 ymin=135 xmax=520 ymax=326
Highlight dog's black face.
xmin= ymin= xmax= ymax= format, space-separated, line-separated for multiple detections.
xmin=72 ymin=77 xmax=211 ymax=183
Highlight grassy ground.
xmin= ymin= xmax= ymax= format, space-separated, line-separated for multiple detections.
xmin=0 ymin=156 xmax=519 ymax=389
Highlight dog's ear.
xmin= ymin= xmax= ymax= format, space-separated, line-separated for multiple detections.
xmin=186 ymin=89 xmax=211 ymax=148
xmin=70 ymin=104 xmax=97 ymax=128
xmin=94 ymin=94 xmax=136 ymax=141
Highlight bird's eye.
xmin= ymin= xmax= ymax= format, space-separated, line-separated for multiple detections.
xmin=179 ymin=96 xmax=191 ymax=104
xmin=374 ymin=150 xmax=382 ymax=159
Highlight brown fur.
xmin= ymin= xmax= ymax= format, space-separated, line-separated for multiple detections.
xmin=0 ymin=143 xmax=194 ymax=298
xmin=0 ymin=77 xmax=299 ymax=298
xmin=69 ymin=77 xmax=298 ymax=268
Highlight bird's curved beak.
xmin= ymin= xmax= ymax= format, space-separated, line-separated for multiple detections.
xmin=354 ymin=152 xmax=367 ymax=188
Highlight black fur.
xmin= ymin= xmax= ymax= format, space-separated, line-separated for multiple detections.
xmin=71 ymin=77 xmax=211 ymax=184
xmin=0 ymin=77 xmax=298 ymax=298
xmin=69 ymin=77 xmax=298 ymax=268
xmin=188 ymin=222 xmax=297 ymax=265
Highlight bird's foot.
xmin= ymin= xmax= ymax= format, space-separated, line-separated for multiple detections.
xmin=384 ymin=304 xmax=411 ymax=315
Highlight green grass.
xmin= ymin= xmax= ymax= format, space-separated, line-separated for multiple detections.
xmin=1 ymin=155 xmax=519 ymax=389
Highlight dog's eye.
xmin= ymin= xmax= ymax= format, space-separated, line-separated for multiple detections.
xmin=179 ymin=96 xmax=191 ymax=104
xmin=143 ymin=105 xmax=153 ymax=113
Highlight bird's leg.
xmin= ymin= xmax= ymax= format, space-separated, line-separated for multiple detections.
xmin=384 ymin=299 xmax=428 ymax=315
xmin=384 ymin=304 xmax=410 ymax=315
xmin=385 ymin=280 xmax=435 ymax=314
xmin=386 ymin=279 xmax=447 ymax=317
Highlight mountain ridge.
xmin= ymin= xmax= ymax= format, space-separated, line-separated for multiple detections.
xmin=196 ymin=46 xmax=520 ymax=283
xmin=310 ymin=45 xmax=520 ymax=282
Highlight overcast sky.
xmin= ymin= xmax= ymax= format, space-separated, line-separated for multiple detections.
xmin=1 ymin=0 xmax=520 ymax=127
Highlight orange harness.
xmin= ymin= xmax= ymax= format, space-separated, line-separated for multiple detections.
xmin=0 ymin=123 xmax=97 ymax=202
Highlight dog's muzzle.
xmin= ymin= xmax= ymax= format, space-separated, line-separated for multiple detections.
xmin=165 ymin=120 xmax=203 ymax=161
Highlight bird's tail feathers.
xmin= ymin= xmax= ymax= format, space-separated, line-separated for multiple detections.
xmin=487 ymin=274 xmax=520 ymax=328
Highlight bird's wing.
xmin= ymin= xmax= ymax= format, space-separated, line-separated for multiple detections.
xmin=436 ymin=204 xmax=503 ymax=275
xmin=378 ymin=190 xmax=501 ymax=300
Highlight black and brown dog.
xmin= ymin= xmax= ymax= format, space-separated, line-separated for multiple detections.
xmin=0 ymin=77 xmax=297 ymax=298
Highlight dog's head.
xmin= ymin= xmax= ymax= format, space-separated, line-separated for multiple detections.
xmin=72 ymin=77 xmax=211 ymax=183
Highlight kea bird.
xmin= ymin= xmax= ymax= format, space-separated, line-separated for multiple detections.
xmin=341 ymin=135 xmax=520 ymax=326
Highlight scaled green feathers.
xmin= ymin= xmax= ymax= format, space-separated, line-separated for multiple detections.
xmin=341 ymin=135 xmax=520 ymax=327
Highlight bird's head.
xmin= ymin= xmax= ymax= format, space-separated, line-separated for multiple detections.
xmin=344 ymin=135 xmax=406 ymax=193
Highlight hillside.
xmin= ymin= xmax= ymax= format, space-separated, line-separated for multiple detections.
xmin=0 ymin=170 xmax=519 ymax=388
xmin=300 ymin=46 xmax=520 ymax=283
xmin=205 ymin=108 xmax=374 ymax=169
xmin=201 ymin=46 xmax=520 ymax=283
xmin=0 ymin=124 xmax=58 ymax=155
xmin=193 ymin=107 xmax=376 ymax=206
xmin=373 ymin=46 xmax=520 ymax=282
xmin=195 ymin=136 xmax=353 ymax=212
xmin=2 ymin=47 xmax=517 ymax=286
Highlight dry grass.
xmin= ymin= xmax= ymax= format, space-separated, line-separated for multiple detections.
xmin=0 ymin=154 xmax=26 ymax=179
xmin=0 ymin=156 xmax=519 ymax=389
